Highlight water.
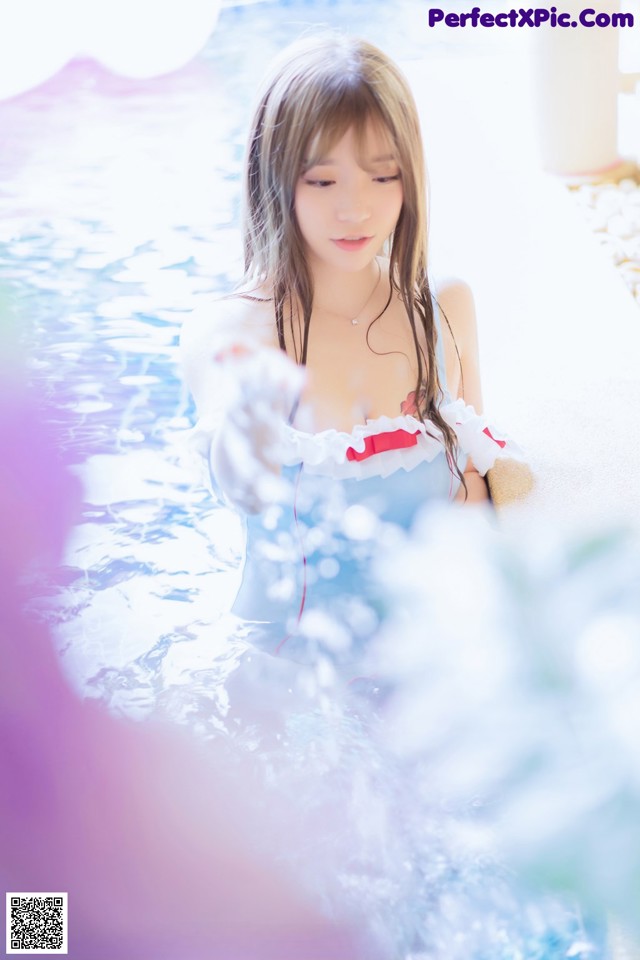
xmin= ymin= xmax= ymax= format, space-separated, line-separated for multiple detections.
xmin=0 ymin=0 xmax=477 ymax=706
xmin=0 ymin=4 xmax=613 ymax=955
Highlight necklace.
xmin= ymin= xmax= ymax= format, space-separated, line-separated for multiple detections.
xmin=350 ymin=259 xmax=382 ymax=325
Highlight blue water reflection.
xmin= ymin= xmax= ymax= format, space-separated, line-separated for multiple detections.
xmin=0 ymin=0 xmax=478 ymax=701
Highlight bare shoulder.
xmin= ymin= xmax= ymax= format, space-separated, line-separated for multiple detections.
xmin=181 ymin=292 xmax=274 ymax=355
xmin=180 ymin=292 xmax=276 ymax=411
xmin=435 ymin=277 xmax=478 ymax=356
xmin=434 ymin=277 xmax=483 ymax=411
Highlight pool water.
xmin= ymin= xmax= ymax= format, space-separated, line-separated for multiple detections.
xmin=0 ymin=3 xmax=611 ymax=956
xmin=1 ymin=0 xmax=469 ymax=709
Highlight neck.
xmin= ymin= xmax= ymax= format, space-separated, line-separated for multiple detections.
xmin=308 ymin=258 xmax=382 ymax=320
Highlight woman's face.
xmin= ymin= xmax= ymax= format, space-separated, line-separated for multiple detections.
xmin=294 ymin=120 xmax=403 ymax=274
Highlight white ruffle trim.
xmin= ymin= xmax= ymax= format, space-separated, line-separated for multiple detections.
xmin=277 ymin=398 xmax=522 ymax=480
xmin=441 ymin=398 xmax=524 ymax=476
xmin=185 ymin=401 xmax=523 ymax=487
xmin=278 ymin=414 xmax=440 ymax=480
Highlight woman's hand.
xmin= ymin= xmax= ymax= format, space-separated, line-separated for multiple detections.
xmin=209 ymin=344 xmax=305 ymax=513
xmin=454 ymin=462 xmax=490 ymax=504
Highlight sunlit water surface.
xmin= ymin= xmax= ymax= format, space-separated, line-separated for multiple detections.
xmin=2 ymin=0 xmax=466 ymax=716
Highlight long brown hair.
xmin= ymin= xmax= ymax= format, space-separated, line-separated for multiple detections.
xmin=242 ymin=33 xmax=464 ymax=491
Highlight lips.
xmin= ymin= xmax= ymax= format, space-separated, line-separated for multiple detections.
xmin=331 ymin=237 xmax=373 ymax=251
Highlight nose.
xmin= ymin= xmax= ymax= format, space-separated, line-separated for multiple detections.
xmin=335 ymin=181 xmax=371 ymax=224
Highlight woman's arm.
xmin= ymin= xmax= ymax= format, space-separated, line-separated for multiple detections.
xmin=180 ymin=298 xmax=302 ymax=513
xmin=437 ymin=279 xmax=490 ymax=504
xmin=180 ymin=299 xmax=243 ymax=422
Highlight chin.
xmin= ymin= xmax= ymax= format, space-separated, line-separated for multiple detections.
xmin=326 ymin=251 xmax=378 ymax=274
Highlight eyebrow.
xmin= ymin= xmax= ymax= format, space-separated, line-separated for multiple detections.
xmin=306 ymin=154 xmax=397 ymax=167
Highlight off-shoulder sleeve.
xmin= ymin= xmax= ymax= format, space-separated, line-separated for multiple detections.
xmin=440 ymin=398 xmax=524 ymax=476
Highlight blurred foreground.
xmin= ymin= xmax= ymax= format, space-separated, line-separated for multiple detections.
xmin=4 ymin=338 xmax=640 ymax=957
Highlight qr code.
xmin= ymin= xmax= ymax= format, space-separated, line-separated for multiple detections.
xmin=6 ymin=894 xmax=68 ymax=954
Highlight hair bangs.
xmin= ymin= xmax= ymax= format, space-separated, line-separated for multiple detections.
xmin=302 ymin=84 xmax=397 ymax=172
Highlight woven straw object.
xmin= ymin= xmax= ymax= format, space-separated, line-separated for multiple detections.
xmin=486 ymin=457 xmax=536 ymax=508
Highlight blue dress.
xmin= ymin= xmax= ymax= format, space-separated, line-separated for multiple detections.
xmin=230 ymin=304 xmax=509 ymax=666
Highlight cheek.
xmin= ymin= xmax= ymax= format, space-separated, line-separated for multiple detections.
xmin=291 ymin=191 xmax=305 ymax=236
xmin=293 ymin=190 xmax=315 ymax=239
xmin=293 ymin=190 xmax=306 ymax=226
xmin=389 ymin=187 xmax=404 ymax=225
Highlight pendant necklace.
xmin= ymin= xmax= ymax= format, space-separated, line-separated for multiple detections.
xmin=350 ymin=260 xmax=382 ymax=326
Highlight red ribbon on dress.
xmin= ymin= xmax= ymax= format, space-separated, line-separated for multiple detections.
xmin=482 ymin=426 xmax=506 ymax=448
xmin=346 ymin=428 xmax=421 ymax=462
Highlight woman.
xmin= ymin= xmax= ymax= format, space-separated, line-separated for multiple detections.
xmin=181 ymin=34 xmax=514 ymax=662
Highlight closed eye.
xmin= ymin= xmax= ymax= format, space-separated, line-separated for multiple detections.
xmin=374 ymin=174 xmax=401 ymax=183
xmin=303 ymin=178 xmax=335 ymax=188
